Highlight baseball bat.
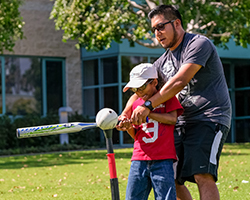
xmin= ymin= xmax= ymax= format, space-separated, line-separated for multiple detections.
xmin=17 ymin=122 xmax=97 ymax=138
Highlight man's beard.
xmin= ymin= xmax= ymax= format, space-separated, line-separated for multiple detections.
xmin=164 ymin=25 xmax=178 ymax=50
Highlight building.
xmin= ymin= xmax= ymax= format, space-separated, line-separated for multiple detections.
xmin=1 ymin=0 xmax=249 ymax=145
xmin=1 ymin=0 xmax=82 ymax=117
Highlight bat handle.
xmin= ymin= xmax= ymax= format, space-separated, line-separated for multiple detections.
xmin=110 ymin=177 xmax=120 ymax=200
xmin=106 ymin=139 xmax=120 ymax=200
xmin=106 ymin=137 xmax=114 ymax=154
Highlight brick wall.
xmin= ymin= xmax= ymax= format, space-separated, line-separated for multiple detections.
xmin=3 ymin=0 xmax=82 ymax=114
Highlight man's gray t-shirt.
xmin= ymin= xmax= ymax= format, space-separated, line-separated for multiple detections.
xmin=153 ymin=33 xmax=232 ymax=128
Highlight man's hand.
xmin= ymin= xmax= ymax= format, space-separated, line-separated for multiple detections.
xmin=131 ymin=105 xmax=150 ymax=125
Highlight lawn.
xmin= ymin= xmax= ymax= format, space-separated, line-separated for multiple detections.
xmin=0 ymin=143 xmax=249 ymax=200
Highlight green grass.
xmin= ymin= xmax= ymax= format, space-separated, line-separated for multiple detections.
xmin=0 ymin=143 xmax=249 ymax=200
xmin=186 ymin=143 xmax=250 ymax=200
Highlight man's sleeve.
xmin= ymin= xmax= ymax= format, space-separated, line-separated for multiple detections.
xmin=182 ymin=37 xmax=214 ymax=68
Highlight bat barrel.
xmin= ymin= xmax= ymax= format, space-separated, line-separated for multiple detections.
xmin=17 ymin=122 xmax=97 ymax=138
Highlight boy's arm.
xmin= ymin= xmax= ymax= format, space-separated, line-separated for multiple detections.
xmin=117 ymin=94 xmax=139 ymax=139
xmin=148 ymin=110 xmax=177 ymax=125
xmin=118 ymin=110 xmax=177 ymax=139
xmin=118 ymin=94 xmax=138 ymax=120
xmin=116 ymin=120 xmax=136 ymax=139
xmin=126 ymin=126 xmax=136 ymax=139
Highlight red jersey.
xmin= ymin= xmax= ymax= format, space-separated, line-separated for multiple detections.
xmin=131 ymin=97 xmax=183 ymax=161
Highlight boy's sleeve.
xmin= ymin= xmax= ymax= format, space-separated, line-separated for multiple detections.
xmin=165 ymin=96 xmax=184 ymax=117
xmin=132 ymin=98 xmax=144 ymax=111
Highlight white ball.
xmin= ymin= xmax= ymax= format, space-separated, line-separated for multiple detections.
xmin=96 ymin=108 xmax=118 ymax=130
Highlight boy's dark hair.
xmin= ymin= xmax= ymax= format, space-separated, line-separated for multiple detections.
xmin=148 ymin=5 xmax=183 ymax=27
xmin=154 ymin=70 xmax=165 ymax=91
xmin=147 ymin=75 xmax=164 ymax=91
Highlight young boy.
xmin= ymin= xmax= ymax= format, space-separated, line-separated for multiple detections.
xmin=116 ymin=63 xmax=183 ymax=200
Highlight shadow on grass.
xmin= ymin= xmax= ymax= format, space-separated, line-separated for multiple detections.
xmin=2 ymin=143 xmax=248 ymax=170
xmin=224 ymin=143 xmax=250 ymax=149
xmin=0 ymin=150 xmax=133 ymax=170
xmin=221 ymin=152 xmax=249 ymax=156
xmin=221 ymin=143 xmax=250 ymax=156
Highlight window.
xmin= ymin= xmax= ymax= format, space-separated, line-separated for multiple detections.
xmin=83 ymin=56 xmax=120 ymax=143
xmin=83 ymin=59 xmax=98 ymax=86
xmin=222 ymin=63 xmax=231 ymax=88
xmin=150 ymin=57 xmax=159 ymax=64
xmin=235 ymin=90 xmax=250 ymax=116
xmin=234 ymin=63 xmax=250 ymax=142
xmin=83 ymin=57 xmax=119 ymax=116
xmin=45 ymin=60 xmax=64 ymax=115
xmin=0 ymin=57 xmax=2 ymax=114
xmin=222 ymin=59 xmax=250 ymax=143
xmin=83 ymin=88 xmax=99 ymax=117
xmin=5 ymin=57 xmax=42 ymax=115
xmin=103 ymin=57 xmax=118 ymax=84
xmin=121 ymin=56 xmax=148 ymax=83
xmin=235 ymin=119 xmax=250 ymax=142
xmin=121 ymin=56 xmax=148 ymax=109
xmin=235 ymin=64 xmax=250 ymax=88
xmin=0 ymin=56 xmax=65 ymax=116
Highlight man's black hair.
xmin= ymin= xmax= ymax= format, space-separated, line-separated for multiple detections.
xmin=148 ymin=5 xmax=183 ymax=27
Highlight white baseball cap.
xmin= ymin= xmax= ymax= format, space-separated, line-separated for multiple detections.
xmin=123 ymin=63 xmax=158 ymax=92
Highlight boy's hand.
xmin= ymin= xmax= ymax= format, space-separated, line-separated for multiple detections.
xmin=116 ymin=119 xmax=132 ymax=131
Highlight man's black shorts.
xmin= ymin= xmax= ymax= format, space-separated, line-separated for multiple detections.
xmin=174 ymin=121 xmax=229 ymax=184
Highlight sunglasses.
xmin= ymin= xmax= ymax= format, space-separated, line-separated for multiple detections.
xmin=130 ymin=79 xmax=154 ymax=93
xmin=151 ymin=20 xmax=176 ymax=33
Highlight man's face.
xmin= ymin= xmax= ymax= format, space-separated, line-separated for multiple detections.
xmin=151 ymin=14 xmax=178 ymax=50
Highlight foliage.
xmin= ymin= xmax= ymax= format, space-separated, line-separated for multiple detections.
xmin=50 ymin=0 xmax=250 ymax=51
xmin=0 ymin=144 xmax=249 ymax=199
xmin=0 ymin=0 xmax=24 ymax=53
xmin=0 ymin=113 xmax=102 ymax=155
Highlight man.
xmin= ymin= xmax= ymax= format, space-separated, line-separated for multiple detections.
xmin=120 ymin=5 xmax=232 ymax=200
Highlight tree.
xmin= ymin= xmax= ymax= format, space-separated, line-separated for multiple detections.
xmin=0 ymin=0 xmax=24 ymax=53
xmin=50 ymin=0 xmax=250 ymax=51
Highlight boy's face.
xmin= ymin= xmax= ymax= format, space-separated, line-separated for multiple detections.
xmin=135 ymin=79 xmax=158 ymax=101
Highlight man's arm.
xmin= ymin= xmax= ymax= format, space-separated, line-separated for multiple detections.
xmin=131 ymin=63 xmax=202 ymax=125
xmin=151 ymin=63 xmax=202 ymax=108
